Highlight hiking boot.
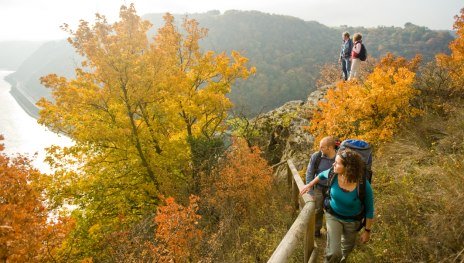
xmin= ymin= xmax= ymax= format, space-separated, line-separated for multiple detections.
xmin=315 ymin=230 xmax=321 ymax=238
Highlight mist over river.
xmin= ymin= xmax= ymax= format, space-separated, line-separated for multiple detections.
xmin=0 ymin=70 xmax=72 ymax=173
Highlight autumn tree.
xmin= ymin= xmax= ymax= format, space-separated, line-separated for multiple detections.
xmin=41 ymin=216 xmax=76 ymax=263
xmin=315 ymin=63 xmax=341 ymax=88
xmin=0 ymin=136 xmax=45 ymax=262
xmin=415 ymin=8 xmax=464 ymax=116
xmin=310 ymin=54 xmax=422 ymax=145
xmin=200 ymin=138 xmax=282 ymax=260
xmin=206 ymin=138 xmax=271 ymax=219
xmin=101 ymin=219 xmax=153 ymax=262
xmin=37 ymin=4 xmax=254 ymax=260
xmin=0 ymin=135 xmax=72 ymax=262
xmin=436 ymin=8 xmax=464 ymax=96
xmin=102 ymin=195 xmax=202 ymax=262
xmin=150 ymin=195 xmax=202 ymax=262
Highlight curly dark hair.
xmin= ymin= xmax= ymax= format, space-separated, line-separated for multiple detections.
xmin=337 ymin=149 xmax=365 ymax=183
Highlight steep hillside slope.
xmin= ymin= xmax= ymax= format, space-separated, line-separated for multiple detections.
xmin=5 ymin=40 xmax=80 ymax=117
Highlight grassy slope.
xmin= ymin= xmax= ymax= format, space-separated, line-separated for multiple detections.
xmin=351 ymin=108 xmax=464 ymax=262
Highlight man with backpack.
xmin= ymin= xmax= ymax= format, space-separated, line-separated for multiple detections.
xmin=305 ymin=136 xmax=337 ymax=237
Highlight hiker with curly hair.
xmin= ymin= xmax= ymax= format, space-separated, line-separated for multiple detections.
xmin=301 ymin=149 xmax=374 ymax=262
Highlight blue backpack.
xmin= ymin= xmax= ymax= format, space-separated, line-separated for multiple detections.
xmin=338 ymin=139 xmax=373 ymax=182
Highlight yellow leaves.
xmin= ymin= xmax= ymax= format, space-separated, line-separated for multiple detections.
xmin=310 ymin=54 xmax=420 ymax=146
xmin=378 ymin=53 xmax=422 ymax=73
xmin=88 ymin=224 xmax=102 ymax=239
xmin=436 ymin=8 xmax=464 ymax=94
xmin=38 ymin=6 xmax=255 ymax=259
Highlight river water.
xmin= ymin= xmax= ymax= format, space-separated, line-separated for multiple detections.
xmin=0 ymin=70 xmax=72 ymax=173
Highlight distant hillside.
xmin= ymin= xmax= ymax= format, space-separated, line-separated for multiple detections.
xmin=0 ymin=41 xmax=45 ymax=70
xmin=147 ymin=11 xmax=340 ymax=115
xmin=144 ymin=11 xmax=453 ymax=115
xmin=5 ymin=10 xmax=454 ymax=118
xmin=5 ymin=40 xmax=81 ymax=117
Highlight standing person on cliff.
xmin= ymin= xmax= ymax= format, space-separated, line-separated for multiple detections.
xmin=305 ymin=136 xmax=337 ymax=237
xmin=348 ymin=33 xmax=364 ymax=80
xmin=339 ymin=32 xmax=353 ymax=81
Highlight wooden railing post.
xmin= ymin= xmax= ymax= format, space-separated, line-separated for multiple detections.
xmin=268 ymin=160 xmax=317 ymax=263
xmin=292 ymin=178 xmax=299 ymax=211
xmin=268 ymin=202 xmax=314 ymax=262
xmin=288 ymin=164 xmax=299 ymax=212
xmin=287 ymin=164 xmax=293 ymax=186
xmin=304 ymin=208 xmax=316 ymax=263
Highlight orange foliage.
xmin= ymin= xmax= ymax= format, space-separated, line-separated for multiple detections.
xmin=207 ymin=138 xmax=272 ymax=219
xmin=436 ymin=8 xmax=464 ymax=94
xmin=103 ymin=218 xmax=154 ymax=262
xmin=310 ymin=55 xmax=421 ymax=146
xmin=151 ymin=195 xmax=202 ymax=262
xmin=0 ymin=141 xmax=46 ymax=262
xmin=42 ymin=216 xmax=76 ymax=262
xmin=0 ymin=135 xmax=72 ymax=262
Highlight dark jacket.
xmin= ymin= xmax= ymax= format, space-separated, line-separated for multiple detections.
xmin=305 ymin=151 xmax=335 ymax=188
xmin=340 ymin=38 xmax=353 ymax=59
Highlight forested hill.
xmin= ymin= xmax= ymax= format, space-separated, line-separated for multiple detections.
xmin=5 ymin=10 xmax=454 ymax=117
xmin=144 ymin=10 xmax=454 ymax=115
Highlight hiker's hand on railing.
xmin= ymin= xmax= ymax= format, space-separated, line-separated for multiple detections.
xmin=300 ymin=177 xmax=319 ymax=196
xmin=300 ymin=183 xmax=313 ymax=195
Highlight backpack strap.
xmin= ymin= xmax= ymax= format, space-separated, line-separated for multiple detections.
xmin=325 ymin=167 xmax=336 ymax=197
xmin=365 ymin=149 xmax=373 ymax=182
xmin=358 ymin=173 xmax=366 ymax=204
xmin=324 ymin=169 xmax=367 ymax=225
xmin=356 ymin=173 xmax=367 ymax=231
xmin=312 ymin=151 xmax=323 ymax=178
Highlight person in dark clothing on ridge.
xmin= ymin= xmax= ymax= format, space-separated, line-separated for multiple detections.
xmin=339 ymin=32 xmax=353 ymax=81
xmin=305 ymin=136 xmax=337 ymax=237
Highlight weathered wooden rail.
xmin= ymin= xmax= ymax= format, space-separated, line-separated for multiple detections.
xmin=268 ymin=159 xmax=318 ymax=263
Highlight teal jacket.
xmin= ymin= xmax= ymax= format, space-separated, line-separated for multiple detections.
xmin=318 ymin=169 xmax=374 ymax=220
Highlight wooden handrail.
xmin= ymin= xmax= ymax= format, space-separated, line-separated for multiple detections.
xmin=268 ymin=159 xmax=318 ymax=263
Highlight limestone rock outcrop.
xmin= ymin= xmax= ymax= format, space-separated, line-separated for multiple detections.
xmin=254 ymin=84 xmax=333 ymax=180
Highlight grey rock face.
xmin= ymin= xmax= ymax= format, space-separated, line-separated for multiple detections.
xmin=255 ymin=84 xmax=333 ymax=180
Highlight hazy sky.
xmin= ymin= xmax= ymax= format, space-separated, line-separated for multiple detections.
xmin=0 ymin=0 xmax=462 ymax=41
